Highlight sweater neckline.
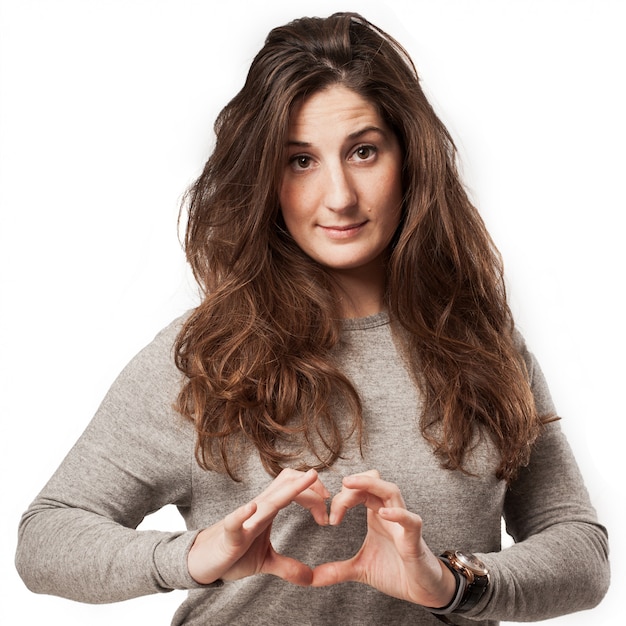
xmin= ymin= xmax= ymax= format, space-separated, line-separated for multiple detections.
xmin=341 ymin=310 xmax=390 ymax=331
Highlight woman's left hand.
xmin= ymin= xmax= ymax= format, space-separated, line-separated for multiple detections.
xmin=311 ymin=470 xmax=457 ymax=609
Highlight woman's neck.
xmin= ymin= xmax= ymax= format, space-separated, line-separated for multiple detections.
xmin=332 ymin=264 xmax=386 ymax=319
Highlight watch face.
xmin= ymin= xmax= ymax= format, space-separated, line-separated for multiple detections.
xmin=455 ymin=551 xmax=489 ymax=576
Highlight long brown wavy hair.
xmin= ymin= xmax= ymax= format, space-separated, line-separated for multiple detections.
xmin=175 ymin=13 xmax=551 ymax=483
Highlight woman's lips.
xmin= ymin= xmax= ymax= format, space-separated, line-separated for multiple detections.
xmin=318 ymin=221 xmax=367 ymax=239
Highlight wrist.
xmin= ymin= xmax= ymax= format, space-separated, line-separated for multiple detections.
xmin=429 ymin=551 xmax=490 ymax=617
xmin=427 ymin=561 xmax=467 ymax=615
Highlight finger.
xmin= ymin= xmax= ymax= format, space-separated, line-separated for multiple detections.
xmin=259 ymin=468 xmax=320 ymax=505
xmin=307 ymin=475 xmax=331 ymax=500
xmin=311 ymin=559 xmax=358 ymax=587
xmin=376 ymin=507 xmax=437 ymax=578
xmin=341 ymin=474 xmax=406 ymax=509
xmin=224 ymin=501 xmax=258 ymax=539
xmin=294 ymin=473 xmax=331 ymax=525
xmin=328 ymin=486 xmax=380 ymax=526
xmin=224 ymin=500 xmax=257 ymax=530
xmin=378 ymin=506 xmax=422 ymax=527
xmin=244 ymin=468 xmax=319 ymax=529
xmin=294 ymin=488 xmax=330 ymax=526
xmin=329 ymin=470 xmax=407 ymax=525
xmin=261 ymin=545 xmax=314 ymax=586
xmin=346 ymin=469 xmax=380 ymax=480
xmin=378 ymin=507 xmax=424 ymax=551
xmin=328 ymin=470 xmax=387 ymax=526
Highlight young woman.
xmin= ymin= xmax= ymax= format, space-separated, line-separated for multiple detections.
xmin=16 ymin=13 xmax=609 ymax=625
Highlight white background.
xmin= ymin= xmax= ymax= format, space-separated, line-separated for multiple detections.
xmin=1 ymin=0 xmax=623 ymax=623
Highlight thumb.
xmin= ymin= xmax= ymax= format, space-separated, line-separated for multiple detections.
xmin=311 ymin=559 xmax=358 ymax=587
xmin=261 ymin=546 xmax=314 ymax=587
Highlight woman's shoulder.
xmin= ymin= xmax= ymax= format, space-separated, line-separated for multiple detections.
xmin=151 ymin=309 xmax=193 ymax=348
xmin=130 ymin=310 xmax=192 ymax=366
xmin=511 ymin=324 xmax=556 ymax=418
xmin=104 ymin=310 xmax=194 ymax=408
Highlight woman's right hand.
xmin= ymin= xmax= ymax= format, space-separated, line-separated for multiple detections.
xmin=187 ymin=468 xmax=329 ymax=587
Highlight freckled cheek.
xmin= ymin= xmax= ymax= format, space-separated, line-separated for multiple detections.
xmin=279 ymin=189 xmax=310 ymax=238
xmin=278 ymin=184 xmax=296 ymax=219
xmin=280 ymin=182 xmax=316 ymax=224
xmin=375 ymin=171 xmax=403 ymax=217
xmin=386 ymin=181 xmax=404 ymax=233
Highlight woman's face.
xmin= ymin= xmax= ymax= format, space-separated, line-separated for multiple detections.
xmin=279 ymin=85 xmax=403 ymax=286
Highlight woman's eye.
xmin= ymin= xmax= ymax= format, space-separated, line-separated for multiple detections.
xmin=354 ymin=145 xmax=376 ymax=160
xmin=290 ymin=155 xmax=312 ymax=170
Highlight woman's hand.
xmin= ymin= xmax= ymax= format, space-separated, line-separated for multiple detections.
xmin=311 ymin=470 xmax=457 ymax=609
xmin=187 ymin=468 xmax=329 ymax=587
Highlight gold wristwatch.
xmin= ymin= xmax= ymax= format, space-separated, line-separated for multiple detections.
xmin=443 ymin=550 xmax=490 ymax=611
xmin=430 ymin=550 xmax=490 ymax=621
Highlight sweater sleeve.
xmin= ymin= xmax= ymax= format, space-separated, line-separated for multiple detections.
xmin=465 ymin=339 xmax=610 ymax=621
xmin=15 ymin=318 xmax=210 ymax=603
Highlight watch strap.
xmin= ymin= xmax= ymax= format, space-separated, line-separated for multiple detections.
xmin=430 ymin=551 xmax=489 ymax=621
xmin=428 ymin=563 xmax=467 ymax=615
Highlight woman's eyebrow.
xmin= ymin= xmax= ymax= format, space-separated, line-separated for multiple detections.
xmin=287 ymin=126 xmax=387 ymax=147
xmin=347 ymin=125 xmax=386 ymax=140
xmin=286 ymin=139 xmax=312 ymax=147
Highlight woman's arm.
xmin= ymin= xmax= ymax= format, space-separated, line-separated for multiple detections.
xmin=471 ymin=418 xmax=610 ymax=620
xmin=16 ymin=319 xmax=331 ymax=603
xmin=312 ymin=339 xmax=609 ymax=620
xmin=15 ymin=321 xmax=203 ymax=602
xmin=450 ymin=340 xmax=609 ymax=620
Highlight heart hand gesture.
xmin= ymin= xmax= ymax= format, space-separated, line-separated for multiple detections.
xmin=187 ymin=468 xmax=456 ymax=610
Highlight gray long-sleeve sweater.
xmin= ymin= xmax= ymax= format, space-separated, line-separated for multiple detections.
xmin=15 ymin=312 xmax=610 ymax=624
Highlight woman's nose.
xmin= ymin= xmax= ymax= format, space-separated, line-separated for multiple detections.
xmin=323 ymin=164 xmax=357 ymax=212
